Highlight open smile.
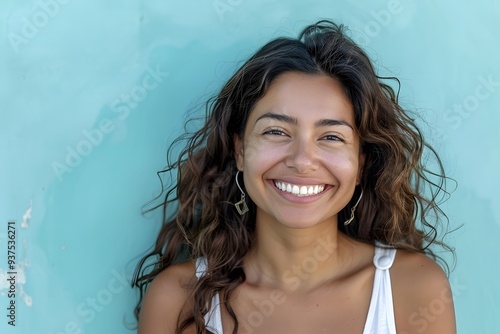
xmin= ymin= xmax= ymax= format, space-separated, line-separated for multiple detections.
xmin=273 ymin=180 xmax=326 ymax=197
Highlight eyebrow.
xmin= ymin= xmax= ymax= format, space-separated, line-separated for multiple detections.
xmin=255 ymin=112 xmax=354 ymax=130
xmin=314 ymin=118 xmax=354 ymax=130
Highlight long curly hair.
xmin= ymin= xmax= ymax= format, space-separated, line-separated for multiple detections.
xmin=132 ymin=20 xmax=453 ymax=333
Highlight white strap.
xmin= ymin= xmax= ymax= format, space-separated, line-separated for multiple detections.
xmin=195 ymin=257 xmax=224 ymax=333
xmin=363 ymin=246 xmax=397 ymax=334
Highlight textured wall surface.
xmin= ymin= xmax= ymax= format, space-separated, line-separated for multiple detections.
xmin=1 ymin=0 xmax=499 ymax=333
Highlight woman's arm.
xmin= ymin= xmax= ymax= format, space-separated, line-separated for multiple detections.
xmin=138 ymin=262 xmax=195 ymax=334
xmin=391 ymin=251 xmax=456 ymax=334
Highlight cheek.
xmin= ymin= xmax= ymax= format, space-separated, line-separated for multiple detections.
xmin=242 ymin=140 xmax=284 ymax=170
xmin=322 ymin=150 xmax=361 ymax=180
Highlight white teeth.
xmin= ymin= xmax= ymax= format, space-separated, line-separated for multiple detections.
xmin=274 ymin=181 xmax=326 ymax=197
xmin=300 ymin=186 xmax=307 ymax=195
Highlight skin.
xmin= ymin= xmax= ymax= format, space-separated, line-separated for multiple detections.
xmin=138 ymin=72 xmax=456 ymax=334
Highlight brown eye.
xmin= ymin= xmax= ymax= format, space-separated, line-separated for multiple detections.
xmin=264 ymin=129 xmax=286 ymax=136
xmin=322 ymin=134 xmax=344 ymax=142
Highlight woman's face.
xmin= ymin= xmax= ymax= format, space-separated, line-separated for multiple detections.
xmin=234 ymin=71 xmax=364 ymax=229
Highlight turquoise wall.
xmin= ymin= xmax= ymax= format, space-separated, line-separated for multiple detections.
xmin=1 ymin=0 xmax=498 ymax=333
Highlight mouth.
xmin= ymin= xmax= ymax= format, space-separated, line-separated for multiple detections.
xmin=273 ymin=180 xmax=326 ymax=197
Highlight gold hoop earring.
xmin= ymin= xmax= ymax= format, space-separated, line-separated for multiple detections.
xmin=234 ymin=171 xmax=249 ymax=215
xmin=344 ymin=190 xmax=363 ymax=226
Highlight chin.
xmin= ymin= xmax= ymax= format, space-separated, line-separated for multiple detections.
xmin=274 ymin=214 xmax=333 ymax=230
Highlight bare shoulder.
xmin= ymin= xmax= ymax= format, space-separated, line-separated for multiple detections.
xmin=390 ymin=250 xmax=456 ymax=334
xmin=138 ymin=260 xmax=197 ymax=334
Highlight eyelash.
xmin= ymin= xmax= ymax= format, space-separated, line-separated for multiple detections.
xmin=263 ymin=128 xmax=287 ymax=136
xmin=263 ymin=129 xmax=344 ymax=142
xmin=322 ymin=134 xmax=344 ymax=142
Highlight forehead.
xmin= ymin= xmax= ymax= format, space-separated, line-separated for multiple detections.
xmin=248 ymin=72 xmax=355 ymax=125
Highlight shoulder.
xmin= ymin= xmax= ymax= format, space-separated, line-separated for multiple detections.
xmin=390 ymin=250 xmax=456 ymax=334
xmin=138 ymin=260 xmax=197 ymax=334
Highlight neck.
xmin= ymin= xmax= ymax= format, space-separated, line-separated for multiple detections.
xmin=244 ymin=215 xmax=353 ymax=293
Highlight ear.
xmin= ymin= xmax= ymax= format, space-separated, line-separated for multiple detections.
xmin=356 ymin=153 xmax=365 ymax=185
xmin=233 ymin=133 xmax=244 ymax=171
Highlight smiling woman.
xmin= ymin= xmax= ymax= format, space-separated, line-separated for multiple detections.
xmin=133 ymin=20 xmax=456 ymax=334
xmin=234 ymin=73 xmax=363 ymax=230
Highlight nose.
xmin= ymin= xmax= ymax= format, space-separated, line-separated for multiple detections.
xmin=285 ymin=136 xmax=319 ymax=173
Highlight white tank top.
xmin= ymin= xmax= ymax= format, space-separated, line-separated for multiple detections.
xmin=195 ymin=245 xmax=397 ymax=334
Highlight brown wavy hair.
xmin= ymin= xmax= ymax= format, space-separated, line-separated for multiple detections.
xmin=132 ymin=20 xmax=453 ymax=333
